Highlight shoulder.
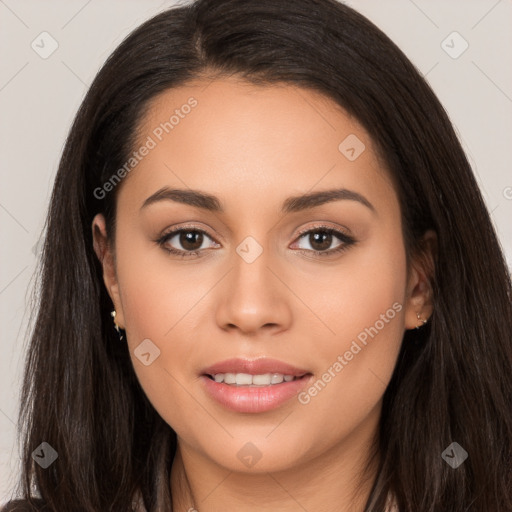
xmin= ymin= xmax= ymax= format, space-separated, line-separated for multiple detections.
xmin=1 ymin=499 xmax=46 ymax=511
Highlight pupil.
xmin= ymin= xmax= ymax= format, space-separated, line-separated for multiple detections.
xmin=181 ymin=231 xmax=202 ymax=251
xmin=311 ymin=231 xmax=331 ymax=251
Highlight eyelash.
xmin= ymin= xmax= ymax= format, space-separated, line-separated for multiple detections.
xmin=155 ymin=224 xmax=356 ymax=259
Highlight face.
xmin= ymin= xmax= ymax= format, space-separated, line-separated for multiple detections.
xmin=93 ymin=76 xmax=431 ymax=475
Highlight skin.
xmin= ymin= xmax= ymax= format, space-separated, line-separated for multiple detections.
xmin=92 ymin=76 xmax=435 ymax=512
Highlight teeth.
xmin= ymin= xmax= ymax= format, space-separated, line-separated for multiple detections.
xmin=210 ymin=372 xmax=299 ymax=386
xmin=236 ymin=373 xmax=253 ymax=385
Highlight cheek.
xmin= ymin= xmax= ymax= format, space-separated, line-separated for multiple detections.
xmin=291 ymin=230 xmax=407 ymax=440
xmin=114 ymin=232 xmax=214 ymax=428
xmin=301 ymin=273 xmax=405 ymax=399
xmin=115 ymin=222 xmax=209 ymax=339
xmin=293 ymin=222 xmax=407 ymax=349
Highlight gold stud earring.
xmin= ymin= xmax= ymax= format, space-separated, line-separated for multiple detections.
xmin=110 ymin=310 xmax=125 ymax=341
xmin=415 ymin=312 xmax=428 ymax=329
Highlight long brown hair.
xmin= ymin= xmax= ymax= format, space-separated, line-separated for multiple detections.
xmin=3 ymin=0 xmax=512 ymax=510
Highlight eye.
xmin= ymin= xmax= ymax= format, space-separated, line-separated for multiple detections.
xmin=155 ymin=224 xmax=356 ymax=259
xmin=292 ymin=225 xmax=356 ymax=257
xmin=156 ymin=227 xmax=219 ymax=257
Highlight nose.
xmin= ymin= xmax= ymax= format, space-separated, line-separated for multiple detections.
xmin=214 ymin=244 xmax=293 ymax=337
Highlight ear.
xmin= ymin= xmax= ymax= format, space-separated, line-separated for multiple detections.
xmin=403 ymin=229 xmax=437 ymax=330
xmin=92 ymin=213 xmax=125 ymax=329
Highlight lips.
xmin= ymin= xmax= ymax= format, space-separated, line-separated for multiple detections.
xmin=199 ymin=357 xmax=313 ymax=413
xmin=201 ymin=357 xmax=310 ymax=377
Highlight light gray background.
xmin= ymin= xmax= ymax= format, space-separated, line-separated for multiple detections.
xmin=1 ymin=0 xmax=511 ymax=502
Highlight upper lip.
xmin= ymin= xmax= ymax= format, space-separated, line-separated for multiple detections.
xmin=201 ymin=358 xmax=311 ymax=377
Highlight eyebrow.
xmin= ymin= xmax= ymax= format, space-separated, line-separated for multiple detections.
xmin=140 ymin=186 xmax=376 ymax=214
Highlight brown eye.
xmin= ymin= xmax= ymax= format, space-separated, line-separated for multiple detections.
xmin=177 ymin=230 xmax=204 ymax=251
xmin=157 ymin=228 xmax=219 ymax=257
xmin=293 ymin=227 xmax=356 ymax=257
xmin=306 ymin=230 xmax=334 ymax=252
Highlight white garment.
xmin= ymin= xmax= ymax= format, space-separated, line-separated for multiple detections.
xmin=385 ymin=492 xmax=399 ymax=511
xmin=131 ymin=490 xmax=400 ymax=511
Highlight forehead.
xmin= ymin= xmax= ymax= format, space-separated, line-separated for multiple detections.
xmin=118 ymin=76 xmax=395 ymax=215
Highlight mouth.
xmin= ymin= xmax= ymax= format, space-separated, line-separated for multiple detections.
xmin=200 ymin=356 xmax=311 ymax=380
xmin=199 ymin=358 xmax=313 ymax=413
xmin=203 ymin=372 xmax=309 ymax=386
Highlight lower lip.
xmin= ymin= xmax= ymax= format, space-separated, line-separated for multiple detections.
xmin=200 ymin=374 xmax=313 ymax=413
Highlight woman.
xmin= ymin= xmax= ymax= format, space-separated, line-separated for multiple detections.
xmin=2 ymin=0 xmax=511 ymax=510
